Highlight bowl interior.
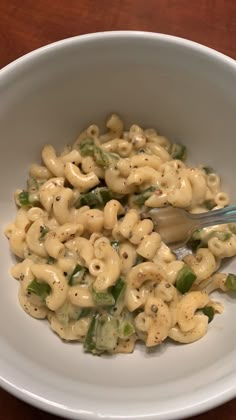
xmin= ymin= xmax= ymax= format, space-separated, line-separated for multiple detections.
xmin=1 ymin=32 xmax=236 ymax=419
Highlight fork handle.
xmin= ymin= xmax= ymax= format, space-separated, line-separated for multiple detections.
xmin=190 ymin=205 xmax=236 ymax=228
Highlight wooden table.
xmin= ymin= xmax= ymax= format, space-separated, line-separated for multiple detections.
xmin=0 ymin=1 xmax=236 ymax=419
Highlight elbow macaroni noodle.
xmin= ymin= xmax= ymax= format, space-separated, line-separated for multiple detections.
xmin=4 ymin=113 xmax=235 ymax=354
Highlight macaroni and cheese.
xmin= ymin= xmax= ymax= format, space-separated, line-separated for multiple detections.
xmin=5 ymin=114 xmax=236 ymax=354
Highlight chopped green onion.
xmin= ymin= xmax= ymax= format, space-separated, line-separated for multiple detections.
xmin=27 ymin=279 xmax=51 ymax=301
xmin=202 ymin=306 xmax=215 ymax=323
xmin=117 ymin=309 xmax=135 ymax=338
xmin=79 ymin=138 xmax=95 ymax=157
xmin=133 ymin=186 xmax=158 ymax=207
xmin=18 ymin=191 xmax=30 ymax=206
xmin=175 ymin=264 xmax=197 ymax=294
xmin=92 ymin=288 xmax=115 ymax=306
xmin=83 ymin=187 xmax=112 ymax=207
xmin=18 ymin=188 xmax=40 ymax=207
xmin=77 ymin=308 xmax=91 ymax=320
xmin=95 ymin=314 xmax=118 ymax=352
xmin=75 ymin=187 xmax=118 ymax=209
xmin=110 ymin=240 xmax=120 ymax=252
xmin=99 ymin=188 xmax=113 ymax=204
xmin=109 ymin=278 xmax=126 ymax=316
xmin=118 ymin=320 xmax=135 ymax=339
xmin=84 ymin=313 xmax=118 ymax=354
xmin=225 ymin=273 xmax=236 ymax=291
xmin=188 ymin=229 xmax=203 ymax=250
xmin=68 ymin=264 xmax=87 ymax=286
xmin=111 ymin=278 xmax=126 ymax=302
xmin=55 ymin=302 xmax=88 ymax=326
xmin=202 ymin=166 xmax=215 ymax=175
xmin=79 ymin=191 xmax=101 ymax=208
xmin=93 ymin=146 xmax=110 ymax=168
xmin=191 ymin=229 xmax=202 ymax=241
xmin=170 ymin=143 xmax=186 ymax=160
xmin=83 ymin=313 xmax=99 ymax=354
xmin=79 ymin=138 xmax=115 ymax=169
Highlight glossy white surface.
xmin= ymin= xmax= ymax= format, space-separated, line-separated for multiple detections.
xmin=0 ymin=31 xmax=236 ymax=420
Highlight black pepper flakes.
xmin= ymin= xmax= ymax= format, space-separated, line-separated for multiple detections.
xmin=151 ymin=304 xmax=158 ymax=313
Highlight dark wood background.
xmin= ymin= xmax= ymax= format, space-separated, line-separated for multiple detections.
xmin=0 ymin=1 xmax=236 ymax=419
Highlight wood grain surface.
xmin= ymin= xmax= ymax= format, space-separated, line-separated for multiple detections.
xmin=0 ymin=1 xmax=236 ymax=419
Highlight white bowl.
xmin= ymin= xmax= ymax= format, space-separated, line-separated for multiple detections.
xmin=1 ymin=31 xmax=236 ymax=420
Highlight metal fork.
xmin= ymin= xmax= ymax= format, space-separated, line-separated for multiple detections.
xmin=142 ymin=205 xmax=236 ymax=259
